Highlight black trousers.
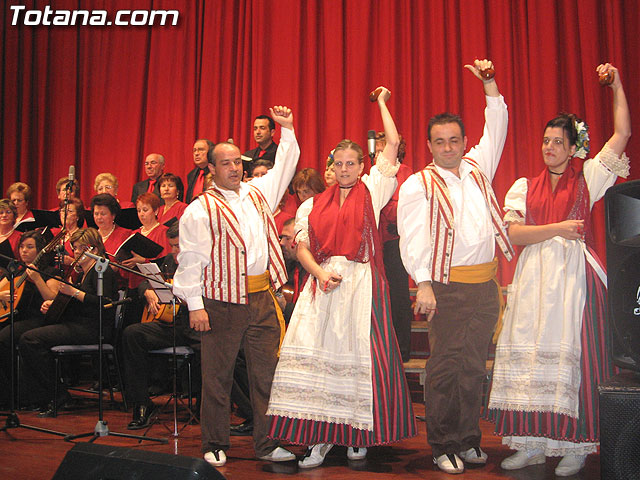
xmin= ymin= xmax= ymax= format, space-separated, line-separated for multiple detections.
xmin=121 ymin=321 xmax=201 ymax=404
xmin=0 ymin=317 xmax=46 ymax=405
xmin=383 ymin=238 xmax=413 ymax=362
xmin=19 ymin=320 xmax=104 ymax=405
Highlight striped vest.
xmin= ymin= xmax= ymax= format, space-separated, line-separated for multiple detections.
xmin=200 ymin=185 xmax=287 ymax=304
xmin=418 ymin=158 xmax=513 ymax=284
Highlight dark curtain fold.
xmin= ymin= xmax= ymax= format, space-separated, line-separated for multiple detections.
xmin=2 ymin=0 xmax=639 ymax=284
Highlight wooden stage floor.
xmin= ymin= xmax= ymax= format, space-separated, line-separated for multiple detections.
xmin=0 ymin=389 xmax=601 ymax=479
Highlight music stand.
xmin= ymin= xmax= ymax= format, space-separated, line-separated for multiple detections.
xmin=137 ymin=262 xmax=197 ymax=438
xmin=0 ymin=254 xmax=69 ymax=438
xmin=64 ymin=256 xmax=166 ymax=444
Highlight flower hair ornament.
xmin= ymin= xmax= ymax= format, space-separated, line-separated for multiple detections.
xmin=573 ymin=119 xmax=590 ymax=159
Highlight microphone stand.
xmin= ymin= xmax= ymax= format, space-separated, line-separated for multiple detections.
xmin=64 ymin=255 xmax=166 ymax=444
xmin=0 ymin=254 xmax=69 ymax=438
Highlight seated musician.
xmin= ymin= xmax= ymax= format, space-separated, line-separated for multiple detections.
xmin=19 ymin=228 xmax=117 ymax=417
xmin=122 ymin=223 xmax=201 ymax=430
xmin=0 ymin=230 xmax=59 ymax=409
xmin=0 ymin=199 xmax=21 ymax=256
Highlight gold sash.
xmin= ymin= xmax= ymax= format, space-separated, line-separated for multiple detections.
xmin=248 ymin=272 xmax=286 ymax=350
xmin=450 ymin=258 xmax=504 ymax=343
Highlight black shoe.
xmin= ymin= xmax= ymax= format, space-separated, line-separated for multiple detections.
xmin=38 ymin=395 xmax=76 ymax=417
xmin=230 ymin=419 xmax=253 ymax=436
xmin=127 ymin=402 xmax=156 ymax=430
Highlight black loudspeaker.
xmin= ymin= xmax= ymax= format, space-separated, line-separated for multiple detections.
xmin=604 ymin=180 xmax=640 ymax=372
xmin=598 ymin=373 xmax=640 ymax=480
xmin=52 ymin=442 xmax=226 ymax=480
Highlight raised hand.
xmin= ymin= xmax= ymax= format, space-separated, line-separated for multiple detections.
xmin=464 ymin=58 xmax=495 ymax=82
xmin=270 ymin=105 xmax=294 ymax=130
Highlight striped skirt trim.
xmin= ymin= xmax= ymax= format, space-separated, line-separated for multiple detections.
xmin=487 ymin=263 xmax=616 ymax=442
xmin=268 ymin=267 xmax=417 ymax=446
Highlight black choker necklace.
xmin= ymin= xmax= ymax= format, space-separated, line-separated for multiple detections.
xmin=339 ymin=182 xmax=357 ymax=189
xmin=548 ymin=169 xmax=564 ymax=176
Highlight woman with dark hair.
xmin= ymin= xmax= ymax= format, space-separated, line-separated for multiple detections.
xmin=0 ymin=199 xmax=21 ymax=256
xmin=91 ymin=193 xmax=131 ymax=257
xmin=291 ymin=168 xmax=326 ymax=204
xmin=156 ymin=173 xmax=187 ymax=224
xmin=19 ymin=228 xmax=117 ymax=415
xmin=0 ymin=230 xmax=58 ymax=407
xmin=267 ymin=87 xmax=416 ymax=468
xmin=488 ymin=64 xmax=631 ymax=477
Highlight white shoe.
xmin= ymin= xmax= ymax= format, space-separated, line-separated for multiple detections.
xmin=433 ymin=453 xmax=464 ymax=474
xmin=298 ymin=443 xmax=333 ymax=469
xmin=555 ymin=454 xmax=587 ymax=476
xmin=347 ymin=446 xmax=367 ymax=460
xmin=459 ymin=447 xmax=488 ymax=464
xmin=500 ymin=449 xmax=545 ymax=470
xmin=204 ymin=449 xmax=226 ymax=467
xmin=258 ymin=446 xmax=296 ymax=462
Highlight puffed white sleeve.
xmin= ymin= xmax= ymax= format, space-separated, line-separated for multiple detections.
xmin=173 ymin=199 xmax=213 ymax=311
xmin=503 ymin=177 xmax=528 ymax=224
xmin=293 ymin=197 xmax=314 ymax=247
xmin=361 ymin=151 xmax=399 ymax=226
xmin=397 ymin=173 xmax=433 ymax=284
xmin=583 ymin=142 xmax=630 ymax=209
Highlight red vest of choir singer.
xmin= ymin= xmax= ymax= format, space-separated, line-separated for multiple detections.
xmin=201 ymin=185 xmax=287 ymax=304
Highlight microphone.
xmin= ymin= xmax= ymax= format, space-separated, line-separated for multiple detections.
xmin=367 ymin=130 xmax=376 ymax=161
xmin=66 ymin=165 xmax=76 ymax=191
xmin=104 ymin=297 xmax=133 ymax=309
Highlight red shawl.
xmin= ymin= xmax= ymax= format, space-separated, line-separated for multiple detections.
xmin=308 ymin=181 xmax=385 ymax=277
xmin=526 ymin=159 xmax=593 ymax=246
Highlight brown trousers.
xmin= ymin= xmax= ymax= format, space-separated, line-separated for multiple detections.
xmin=200 ymin=290 xmax=281 ymax=457
xmin=425 ymin=280 xmax=499 ymax=457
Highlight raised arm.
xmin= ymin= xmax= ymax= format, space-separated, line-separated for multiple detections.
xmin=597 ymin=63 xmax=631 ymax=156
xmin=374 ymin=86 xmax=400 ymax=161
xmin=252 ymin=105 xmax=300 ymax=211
xmin=463 ymin=59 xmax=508 ymax=179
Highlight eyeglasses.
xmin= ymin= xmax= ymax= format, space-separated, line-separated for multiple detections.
xmin=144 ymin=161 xmax=160 ymax=166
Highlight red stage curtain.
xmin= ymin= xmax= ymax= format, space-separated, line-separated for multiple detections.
xmin=2 ymin=0 xmax=639 ymax=284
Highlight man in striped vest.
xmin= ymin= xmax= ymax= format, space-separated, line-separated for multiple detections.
xmin=397 ymin=59 xmax=512 ymax=475
xmin=173 ymin=105 xmax=300 ymax=468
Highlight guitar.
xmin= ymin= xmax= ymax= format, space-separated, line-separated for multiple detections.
xmin=0 ymin=228 xmax=66 ymax=321
xmin=140 ymin=279 xmax=175 ymax=324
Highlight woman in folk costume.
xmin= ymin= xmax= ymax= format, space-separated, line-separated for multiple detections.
xmin=267 ymin=87 xmax=416 ymax=468
xmin=488 ymin=63 xmax=631 ymax=477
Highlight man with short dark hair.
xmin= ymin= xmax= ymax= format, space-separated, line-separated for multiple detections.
xmin=398 ymin=59 xmax=512 ymax=475
xmin=242 ymin=115 xmax=278 ymax=176
xmin=186 ymin=139 xmax=215 ymax=203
